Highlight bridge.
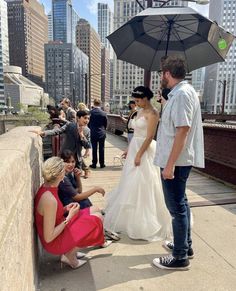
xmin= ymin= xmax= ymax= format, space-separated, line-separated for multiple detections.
xmin=0 ymin=124 xmax=235 ymax=291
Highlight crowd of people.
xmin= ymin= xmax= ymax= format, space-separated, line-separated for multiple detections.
xmin=32 ymin=56 xmax=204 ymax=272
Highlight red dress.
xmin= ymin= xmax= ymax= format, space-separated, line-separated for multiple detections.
xmin=34 ymin=185 xmax=105 ymax=255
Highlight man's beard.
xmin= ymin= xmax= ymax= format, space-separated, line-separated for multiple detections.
xmin=161 ymin=78 xmax=169 ymax=89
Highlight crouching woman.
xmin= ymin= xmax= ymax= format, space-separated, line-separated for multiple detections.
xmin=34 ymin=157 xmax=105 ymax=269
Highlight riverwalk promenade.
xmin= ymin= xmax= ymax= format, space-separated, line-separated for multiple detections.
xmin=39 ymin=133 xmax=236 ymax=291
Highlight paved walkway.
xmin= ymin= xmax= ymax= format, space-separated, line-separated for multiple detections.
xmin=39 ymin=133 xmax=236 ymax=291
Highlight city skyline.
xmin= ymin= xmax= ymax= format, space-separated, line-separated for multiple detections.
xmin=40 ymin=0 xmax=209 ymax=31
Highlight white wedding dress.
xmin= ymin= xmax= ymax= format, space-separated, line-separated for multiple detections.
xmin=104 ymin=114 xmax=172 ymax=241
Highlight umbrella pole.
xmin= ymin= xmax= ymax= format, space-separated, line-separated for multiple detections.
xmin=144 ymin=70 xmax=151 ymax=87
xmin=143 ymin=0 xmax=153 ymax=88
xmin=165 ymin=20 xmax=173 ymax=56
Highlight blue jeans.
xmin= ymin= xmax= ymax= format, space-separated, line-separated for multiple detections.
xmin=161 ymin=166 xmax=192 ymax=260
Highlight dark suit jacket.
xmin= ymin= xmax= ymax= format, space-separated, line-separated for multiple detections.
xmin=89 ymin=107 xmax=107 ymax=139
xmin=44 ymin=123 xmax=90 ymax=162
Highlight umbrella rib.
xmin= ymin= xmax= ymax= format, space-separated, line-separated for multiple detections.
xmin=171 ymin=27 xmax=190 ymax=72
xmin=149 ymin=26 xmax=170 ymax=70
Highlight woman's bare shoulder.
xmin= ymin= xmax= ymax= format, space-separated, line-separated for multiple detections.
xmin=40 ymin=190 xmax=57 ymax=205
xmin=148 ymin=107 xmax=159 ymax=118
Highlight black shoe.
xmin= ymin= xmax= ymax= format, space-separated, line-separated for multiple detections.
xmin=163 ymin=240 xmax=194 ymax=259
xmin=153 ymin=255 xmax=190 ymax=270
xmin=100 ymin=164 xmax=106 ymax=168
xmin=89 ymin=164 xmax=96 ymax=169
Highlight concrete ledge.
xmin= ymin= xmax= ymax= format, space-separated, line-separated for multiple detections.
xmin=0 ymin=127 xmax=42 ymax=291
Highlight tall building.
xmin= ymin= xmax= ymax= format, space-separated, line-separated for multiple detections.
xmin=101 ymin=47 xmax=110 ymax=109
xmin=0 ymin=0 xmax=9 ymax=104
xmin=192 ymin=68 xmax=205 ymax=102
xmin=48 ymin=11 xmax=53 ymax=41
xmin=76 ymin=19 xmax=102 ymax=106
xmin=45 ymin=42 xmax=89 ymax=105
xmin=98 ymin=2 xmax=113 ymax=107
xmin=52 ymin=0 xmax=79 ymax=45
xmin=97 ymin=2 xmax=113 ymax=58
xmin=72 ymin=7 xmax=80 ymax=45
xmin=204 ymin=0 xmax=236 ymax=114
xmin=7 ymin=0 xmax=48 ymax=88
xmin=113 ymin=0 xmax=188 ymax=108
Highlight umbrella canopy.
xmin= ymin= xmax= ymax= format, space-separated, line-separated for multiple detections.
xmin=107 ymin=7 xmax=235 ymax=72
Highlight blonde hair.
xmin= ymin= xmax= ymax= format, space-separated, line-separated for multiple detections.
xmin=78 ymin=102 xmax=87 ymax=110
xmin=42 ymin=157 xmax=65 ymax=183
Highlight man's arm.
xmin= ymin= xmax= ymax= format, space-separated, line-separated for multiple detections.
xmin=30 ymin=123 xmax=67 ymax=137
xmin=162 ymin=126 xmax=190 ymax=179
xmin=104 ymin=114 xmax=108 ymax=129
xmin=80 ymin=127 xmax=91 ymax=149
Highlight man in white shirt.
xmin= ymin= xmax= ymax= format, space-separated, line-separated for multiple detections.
xmin=153 ymin=56 xmax=204 ymax=271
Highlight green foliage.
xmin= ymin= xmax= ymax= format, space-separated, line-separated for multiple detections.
xmin=28 ymin=107 xmax=49 ymax=124
xmin=17 ymin=102 xmax=27 ymax=112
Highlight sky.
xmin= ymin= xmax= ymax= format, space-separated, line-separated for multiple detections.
xmin=40 ymin=0 xmax=209 ymax=31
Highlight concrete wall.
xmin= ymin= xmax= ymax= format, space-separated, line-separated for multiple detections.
xmin=0 ymin=127 xmax=42 ymax=291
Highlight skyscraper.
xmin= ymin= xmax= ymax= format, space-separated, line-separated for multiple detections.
xmin=45 ymin=42 xmax=88 ymax=105
xmin=204 ymin=0 xmax=236 ymax=114
xmin=76 ymin=19 xmax=102 ymax=106
xmin=48 ymin=11 xmax=53 ymax=41
xmin=113 ymin=0 xmax=188 ymax=108
xmin=101 ymin=47 xmax=110 ymax=108
xmin=98 ymin=2 xmax=113 ymax=58
xmin=72 ymin=7 xmax=80 ymax=45
xmin=7 ymin=0 xmax=48 ymax=88
xmin=0 ymin=0 xmax=9 ymax=104
xmin=52 ymin=0 xmax=79 ymax=45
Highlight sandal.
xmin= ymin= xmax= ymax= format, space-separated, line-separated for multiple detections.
xmin=60 ymin=255 xmax=87 ymax=269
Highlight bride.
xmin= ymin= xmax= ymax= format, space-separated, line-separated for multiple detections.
xmin=104 ymin=86 xmax=172 ymax=241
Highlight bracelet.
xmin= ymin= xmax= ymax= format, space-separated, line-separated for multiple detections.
xmin=63 ymin=219 xmax=69 ymax=225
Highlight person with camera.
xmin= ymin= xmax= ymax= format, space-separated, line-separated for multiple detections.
xmin=120 ymin=100 xmax=138 ymax=144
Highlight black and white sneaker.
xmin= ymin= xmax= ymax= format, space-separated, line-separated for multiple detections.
xmin=163 ymin=240 xmax=194 ymax=259
xmin=153 ymin=254 xmax=190 ymax=271
xmin=105 ymin=229 xmax=120 ymax=241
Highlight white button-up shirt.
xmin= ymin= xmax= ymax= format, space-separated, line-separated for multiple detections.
xmin=154 ymin=81 xmax=205 ymax=168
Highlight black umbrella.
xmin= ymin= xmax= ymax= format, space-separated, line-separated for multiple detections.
xmin=107 ymin=7 xmax=235 ymax=72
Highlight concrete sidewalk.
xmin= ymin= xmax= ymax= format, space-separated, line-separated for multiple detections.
xmin=39 ymin=134 xmax=236 ymax=291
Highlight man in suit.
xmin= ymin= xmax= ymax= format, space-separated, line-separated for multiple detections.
xmin=89 ymin=98 xmax=107 ymax=169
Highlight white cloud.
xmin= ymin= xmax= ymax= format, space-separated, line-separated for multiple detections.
xmin=87 ymin=0 xmax=114 ymax=15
